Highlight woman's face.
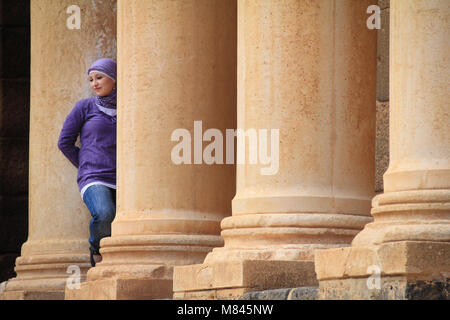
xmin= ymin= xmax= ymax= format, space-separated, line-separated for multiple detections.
xmin=89 ymin=72 xmax=115 ymax=97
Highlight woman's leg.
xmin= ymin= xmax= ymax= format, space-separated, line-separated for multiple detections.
xmin=82 ymin=185 xmax=116 ymax=265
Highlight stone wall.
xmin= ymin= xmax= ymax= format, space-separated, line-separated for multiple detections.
xmin=0 ymin=0 xmax=30 ymax=283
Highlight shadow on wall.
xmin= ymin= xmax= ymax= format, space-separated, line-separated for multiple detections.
xmin=0 ymin=0 xmax=30 ymax=283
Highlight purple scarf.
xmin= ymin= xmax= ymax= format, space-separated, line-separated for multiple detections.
xmin=96 ymin=88 xmax=117 ymax=111
xmin=87 ymin=58 xmax=117 ymax=111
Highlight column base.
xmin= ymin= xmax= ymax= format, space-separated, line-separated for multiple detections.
xmin=315 ymin=241 xmax=450 ymax=300
xmin=1 ymin=276 xmax=87 ymax=300
xmin=0 ymin=242 xmax=91 ymax=300
xmin=173 ymin=260 xmax=318 ymax=300
xmin=65 ymin=277 xmax=173 ymax=300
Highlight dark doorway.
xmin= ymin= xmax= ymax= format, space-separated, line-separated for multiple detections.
xmin=0 ymin=0 xmax=30 ymax=283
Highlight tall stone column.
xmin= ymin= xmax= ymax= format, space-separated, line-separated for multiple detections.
xmin=66 ymin=0 xmax=237 ymax=300
xmin=173 ymin=0 xmax=377 ymax=299
xmin=315 ymin=0 xmax=450 ymax=300
xmin=0 ymin=0 xmax=116 ymax=300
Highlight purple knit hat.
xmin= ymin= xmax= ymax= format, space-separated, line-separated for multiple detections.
xmin=87 ymin=58 xmax=117 ymax=82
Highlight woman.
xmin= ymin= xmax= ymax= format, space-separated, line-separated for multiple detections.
xmin=58 ymin=58 xmax=117 ymax=267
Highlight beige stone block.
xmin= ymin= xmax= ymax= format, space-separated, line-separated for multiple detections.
xmin=314 ymin=247 xmax=358 ymax=280
xmin=173 ymin=260 xmax=317 ymax=298
xmin=66 ymin=278 xmax=173 ymax=300
xmin=315 ymin=241 xmax=450 ymax=281
xmin=1 ymin=290 xmax=64 ymax=300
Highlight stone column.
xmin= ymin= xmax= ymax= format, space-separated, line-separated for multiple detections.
xmin=173 ymin=0 xmax=377 ymax=299
xmin=66 ymin=0 xmax=236 ymax=300
xmin=315 ymin=0 xmax=450 ymax=300
xmin=0 ymin=0 xmax=116 ymax=300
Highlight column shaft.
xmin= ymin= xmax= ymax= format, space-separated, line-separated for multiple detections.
xmin=353 ymin=0 xmax=450 ymax=246
xmin=210 ymin=0 xmax=377 ymax=260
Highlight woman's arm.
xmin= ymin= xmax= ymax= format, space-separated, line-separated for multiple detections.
xmin=57 ymin=102 xmax=85 ymax=168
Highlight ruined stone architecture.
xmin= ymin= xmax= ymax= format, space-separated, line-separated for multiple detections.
xmin=0 ymin=0 xmax=448 ymax=300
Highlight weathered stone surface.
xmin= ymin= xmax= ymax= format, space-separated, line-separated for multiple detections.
xmin=287 ymin=287 xmax=318 ymax=300
xmin=241 ymin=288 xmax=290 ymax=300
xmin=319 ymin=277 xmax=448 ymax=300
xmin=376 ymin=7 xmax=390 ymax=101
xmin=405 ymin=279 xmax=449 ymax=300
xmin=239 ymin=286 xmax=318 ymax=300
xmin=375 ymin=101 xmax=389 ymax=193
xmin=378 ymin=0 xmax=390 ymax=10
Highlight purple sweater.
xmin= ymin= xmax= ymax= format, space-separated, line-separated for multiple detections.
xmin=58 ymin=97 xmax=116 ymax=192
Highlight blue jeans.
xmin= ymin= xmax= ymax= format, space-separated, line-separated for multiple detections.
xmin=82 ymin=184 xmax=116 ymax=254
